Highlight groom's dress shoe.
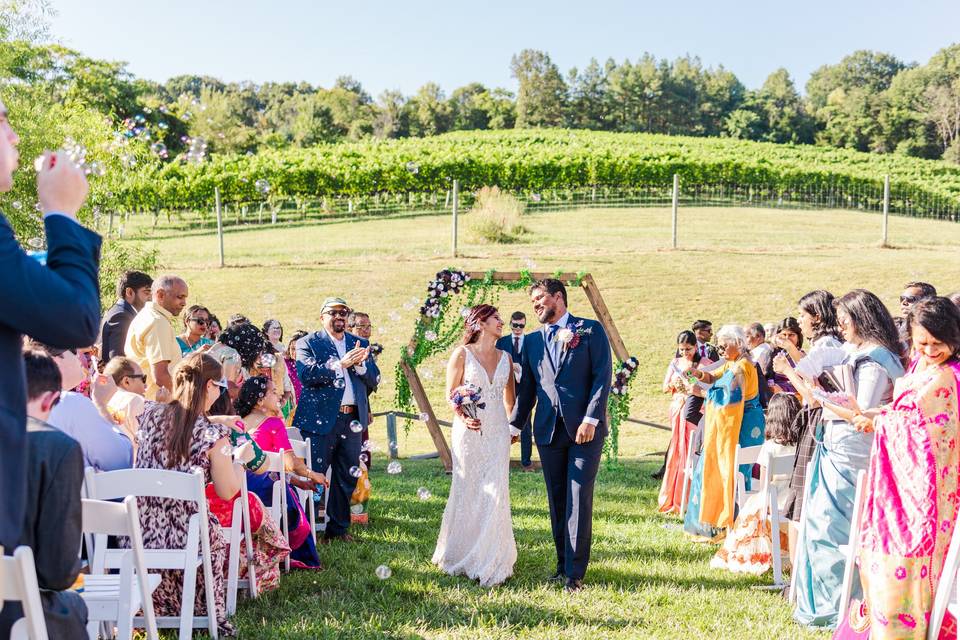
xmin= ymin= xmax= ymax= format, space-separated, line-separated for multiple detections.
xmin=548 ymin=571 xmax=565 ymax=583
xmin=564 ymin=578 xmax=584 ymax=593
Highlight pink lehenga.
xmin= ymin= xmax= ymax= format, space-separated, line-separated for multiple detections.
xmin=835 ymin=360 xmax=960 ymax=640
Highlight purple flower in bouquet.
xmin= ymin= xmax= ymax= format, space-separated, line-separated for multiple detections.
xmin=450 ymin=383 xmax=486 ymax=434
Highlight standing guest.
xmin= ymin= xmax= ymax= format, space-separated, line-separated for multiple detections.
xmin=773 ymin=291 xmax=845 ymax=531
xmin=658 ymin=330 xmax=711 ymax=513
xmin=206 ymin=315 xmax=223 ymax=342
xmin=285 ymin=330 xmax=308 ymax=404
xmin=347 ymin=312 xmax=372 ymax=340
xmin=294 ymin=297 xmax=380 ymax=543
xmin=0 ymin=350 xmax=87 ymax=638
xmin=102 ymin=356 xmax=148 ymax=452
xmin=896 ymin=281 xmax=937 ymax=349
xmin=497 ymin=311 xmax=534 ymax=471
xmin=791 ymin=290 xmax=905 ymax=629
xmin=228 ymin=376 xmax=325 ymax=568
xmin=692 ymin=320 xmax=719 ymax=361
xmin=35 ymin=343 xmax=133 ymax=471
xmin=132 ymin=353 xmax=254 ymax=637
xmin=176 ymin=305 xmax=214 ymax=355
xmin=100 ymin=270 xmax=152 ymax=361
xmin=711 ymin=393 xmax=800 ymax=575
xmin=262 ymin=320 xmax=295 ymax=417
xmin=834 ymin=298 xmax=960 ymax=639
xmin=768 ymin=317 xmax=805 ymax=394
xmin=747 ymin=322 xmax=774 ymax=374
xmin=125 ymin=274 xmax=188 ymax=400
xmin=263 ymin=319 xmax=285 ymax=352
xmin=0 ymin=98 xmax=102 ymax=549
xmin=347 ymin=312 xmax=377 ymax=487
xmin=683 ymin=325 xmax=765 ymax=541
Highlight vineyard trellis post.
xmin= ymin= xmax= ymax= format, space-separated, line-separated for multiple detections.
xmin=215 ymin=186 xmax=224 ymax=268
xmin=671 ymin=173 xmax=679 ymax=249
xmin=451 ymin=180 xmax=460 ymax=258
xmin=882 ymin=174 xmax=890 ymax=247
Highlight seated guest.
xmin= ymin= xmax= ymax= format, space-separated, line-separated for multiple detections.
xmin=834 ymin=297 xmax=960 ymax=639
xmin=683 ymin=325 xmax=765 ymax=541
xmin=206 ymin=315 xmax=223 ymax=342
xmin=217 ymin=376 xmax=325 ymax=568
xmin=285 ymin=331 xmax=308 ymax=404
xmin=768 ymin=317 xmax=805 ymax=394
xmin=658 ymin=330 xmax=711 ymax=514
xmin=176 ymin=304 xmax=214 ymax=355
xmin=36 ymin=342 xmax=133 ymax=471
xmin=100 ymin=270 xmax=152 ymax=361
xmin=790 ymin=290 xmax=905 ymax=629
xmin=0 ymin=350 xmax=87 ymax=638
xmin=711 ymin=393 xmax=800 ymax=575
xmin=746 ymin=322 xmax=774 ymax=374
xmin=102 ymin=356 xmax=148 ymax=453
xmin=125 ymin=274 xmax=188 ymax=400
xmin=133 ymin=352 xmax=255 ymax=637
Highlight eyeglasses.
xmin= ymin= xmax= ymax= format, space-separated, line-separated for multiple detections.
xmin=189 ymin=317 xmax=209 ymax=326
xmin=900 ymin=295 xmax=921 ymax=305
xmin=125 ymin=374 xmax=147 ymax=383
xmin=325 ymin=309 xmax=350 ymax=318
xmin=511 ymin=322 xmax=525 ymax=329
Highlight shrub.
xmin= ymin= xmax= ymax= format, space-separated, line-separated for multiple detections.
xmin=97 ymin=240 xmax=160 ymax=311
xmin=467 ymin=186 xmax=526 ymax=244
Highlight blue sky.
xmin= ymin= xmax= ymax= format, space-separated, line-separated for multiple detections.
xmin=52 ymin=0 xmax=959 ymax=97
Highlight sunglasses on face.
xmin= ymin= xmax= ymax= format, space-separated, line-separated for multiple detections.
xmin=125 ymin=374 xmax=147 ymax=383
xmin=326 ymin=310 xmax=350 ymax=318
xmin=511 ymin=322 xmax=525 ymax=329
xmin=189 ymin=317 xmax=209 ymax=326
xmin=900 ymin=295 xmax=921 ymax=305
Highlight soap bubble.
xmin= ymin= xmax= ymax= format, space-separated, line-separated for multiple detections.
xmin=387 ymin=461 xmax=402 ymax=475
xmin=424 ymin=330 xmax=437 ymax=342
xmin=418 ymin=412 xmax=430 ymax=423
xmin=350 ymin=503 xmax=364 ymax=514
xmin=349 ymin=420 xmax=363 ymax=433
xmin=375 ymin=565 xmax=392 ymax=580
xmin=150 ymin=142 xmax=168 ymax=158
xmin=325 ymin=356 xmax=342 ymax=371
xmin=27 ymin=237 xmax=43 ymax=249
xmin=405 ymin=161 xmax=419 ymax=174
xmin=255 ymin=179 xmax=270 ymax=194
xmin=263 ymin=292 xmax=277 ymax=304
xmin=12 ymin=200 xmax=22 ymax=210
xmin=203 ymin=426 xmax=220 ymax=443
xmin=416 ymin=487 xmax=432 ymax=501
xmin=334 ymin=378 xmax=346 ymax=389
xmin=349 ymin=466 xmax=362 ymax=478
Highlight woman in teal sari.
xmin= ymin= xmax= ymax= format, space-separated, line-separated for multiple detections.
xmin=789 ymin=290 xmax=906 ymax=629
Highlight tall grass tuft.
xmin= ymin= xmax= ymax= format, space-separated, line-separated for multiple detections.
xmin=467 ymin=186 xmax=527 ymax=244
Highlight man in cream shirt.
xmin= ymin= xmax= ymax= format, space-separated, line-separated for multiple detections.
xmin=125 ymin=274 xmax=188 ymax=400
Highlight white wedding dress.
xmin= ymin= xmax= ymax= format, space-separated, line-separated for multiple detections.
xmin=432 ymin=348 xmax=517 ymax=587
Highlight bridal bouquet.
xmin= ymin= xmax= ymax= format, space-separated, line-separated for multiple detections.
xmin=450 ymin=383 xmax=486 ymax=435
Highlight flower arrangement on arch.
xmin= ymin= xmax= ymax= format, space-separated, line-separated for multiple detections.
xmin=611 ymin=357 xmax=640 ymax=396
xmin=420 ymin=269 xmax=470 ymax=319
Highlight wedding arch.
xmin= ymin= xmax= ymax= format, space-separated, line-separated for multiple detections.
xmin=394 ymin=269 xmax=640 ymax=472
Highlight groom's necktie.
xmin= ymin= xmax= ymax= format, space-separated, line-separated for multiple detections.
xmin=547 ymin=324 xmax=559 ymax=368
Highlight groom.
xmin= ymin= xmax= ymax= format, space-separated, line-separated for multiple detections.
xmin=511 ymin=278 xmax=612 ymax=592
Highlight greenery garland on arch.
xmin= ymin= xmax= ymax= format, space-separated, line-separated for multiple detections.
xmin=393 ymin=268 xmax=641 ymax=463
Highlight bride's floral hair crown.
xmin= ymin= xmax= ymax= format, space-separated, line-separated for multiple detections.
xmin=462 ymin=304 xmax=499 ymax=346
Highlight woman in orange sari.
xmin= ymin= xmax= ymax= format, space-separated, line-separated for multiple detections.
xmin=835 ymin=297 xmax=960 ymax=639
xmin=658 ymin=330 xmax=711 ymax=513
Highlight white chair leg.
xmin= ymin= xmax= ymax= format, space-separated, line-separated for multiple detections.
xmin=179 ymin=532 xmax=200 ymax=640
xmin=930 ymin=513 xmax=960 ymax=640
xmin=769 ymin=486 xmax=783 ymax=587
xmin=226 ymin=512 xmax=241 ymax=615
xmin=837 ymin=470 xmax=867 ymax=625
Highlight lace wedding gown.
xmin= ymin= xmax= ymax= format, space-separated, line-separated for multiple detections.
xmin=432 ymin=348 xmax=517 ymax=587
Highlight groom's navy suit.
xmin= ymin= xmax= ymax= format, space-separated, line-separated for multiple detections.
xmin=294 ymin=329 xmax=380 ymax=537
xmin=511 ymin=312 xmax=612 ymax=581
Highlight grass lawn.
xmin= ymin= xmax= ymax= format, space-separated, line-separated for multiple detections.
xmin=122 ymin=204 xmax=960 ymax=637
xmin=230 ymin=457 xmax=830 ymax=639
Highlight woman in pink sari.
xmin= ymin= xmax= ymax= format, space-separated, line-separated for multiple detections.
xmin=658 ymin=330 xmax=712 ymax=513
xmin=835 ymin=297 xmax=960 ymax=640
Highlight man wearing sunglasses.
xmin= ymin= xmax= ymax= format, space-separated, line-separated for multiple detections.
xmin=293 ymin=297 xmax=380 ymax=543
xmin=897 ymin=281 xmax=937 ymax=350
xmin=497 ymin=311 xmax=535 ymax=471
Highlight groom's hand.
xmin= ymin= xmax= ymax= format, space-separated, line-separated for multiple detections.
xmin=574 ymin=422 xmax=596 ymax=444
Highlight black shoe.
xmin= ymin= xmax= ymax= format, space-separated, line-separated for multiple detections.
xmin=548 ymin=570 xmax=565 ymax=583
xmin=650 ymin=465 xmax=665 ymax=480
xmin=564 ymin=578 xmax=584 ymax=593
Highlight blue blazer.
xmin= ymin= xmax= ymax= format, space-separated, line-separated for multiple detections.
xmin=510 ymin=315 xmax=612 ymax=445
xmin=293 ymin=329 xmax=380 ymax=436
xmin=0 ymin=213 xmax=102 ymax=547
xmin=496 ymin=333 xmax=524 ymax=363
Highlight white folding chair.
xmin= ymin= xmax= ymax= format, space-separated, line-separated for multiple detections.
xmin=678 ymin=432 xmax=699 ymax=520
xmin=84 ymin=468 xmax=219 ymax=640
xmin=0 ymin=546 xmax=48 ymax=640
xmin=734 ymin=444 xmax=764 ymax=511
xmin=285 ymin=427 xmax=304 ymax=443
xmin=260 ymin=451 xmax=291 ymax=572
xmin=788 ymin=460 xmax=816 ymax=605
xmin=225 ymin=465 xmax=258 ymax=616
xmin=929 ymin=510 xmax=960 ymax=640
xmin=81 ymin=497 xmax=161 ymax=640
xmin=285 ymin=430 xmax=329 ymax=534
xmin=287 ymin=438 xmax=318 ymax=547
xmin=764 ymin=453 xmax=798 ymax=589
xmin=837 ymin=470 xmax=868 ymax=626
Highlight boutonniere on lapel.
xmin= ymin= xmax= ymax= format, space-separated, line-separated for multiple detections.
xmin=555 ymin=320 xmax=592 ymax=354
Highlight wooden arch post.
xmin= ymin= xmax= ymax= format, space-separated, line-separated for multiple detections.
xmin=400 ymin=272 xmax=629 ymax=472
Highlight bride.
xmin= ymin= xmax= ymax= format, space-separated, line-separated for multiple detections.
xmin=432 ymin=304 xmax=519 ymax=587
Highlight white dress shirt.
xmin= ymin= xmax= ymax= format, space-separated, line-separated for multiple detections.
xmin=331 ymin=334 xmax=364 ymax=406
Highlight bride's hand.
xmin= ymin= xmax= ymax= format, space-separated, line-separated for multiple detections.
xmin=464 ymin=418 xmax=482 ymax=430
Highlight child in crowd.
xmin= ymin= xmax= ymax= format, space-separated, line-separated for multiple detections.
xmin=710 ymin=392 xmax=800 ymax=575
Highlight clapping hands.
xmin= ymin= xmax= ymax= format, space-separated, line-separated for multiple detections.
xmin=340 ymin=346 xmax=369 ymax=369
